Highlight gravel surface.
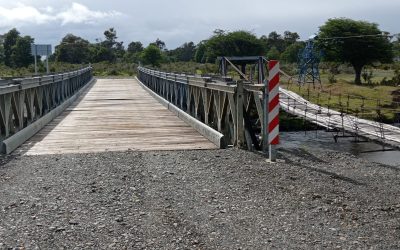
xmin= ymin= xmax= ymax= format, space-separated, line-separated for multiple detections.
xmin=0 ymin=148 xmax=399 ymax=249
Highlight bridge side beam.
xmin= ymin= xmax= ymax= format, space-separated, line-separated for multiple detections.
xmin=0 ymin=67 xmax=93 ymax=154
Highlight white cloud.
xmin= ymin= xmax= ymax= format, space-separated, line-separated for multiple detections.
xmin=43 ymin=6 xmax=54 ymax=13
xmin=0 ymin=3 xmax=52 ymax=26
xmin=56 ymin=3 xmax=121 ymax=25
xmin=0 ymin=2 xmax=121 ymax=28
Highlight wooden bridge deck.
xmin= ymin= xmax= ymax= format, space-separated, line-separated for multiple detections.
xmin=18 ymin=79 xmax=216 ymax=155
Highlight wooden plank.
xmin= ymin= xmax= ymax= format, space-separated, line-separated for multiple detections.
xmin=18 ymin=79 xmax=217 ymax=155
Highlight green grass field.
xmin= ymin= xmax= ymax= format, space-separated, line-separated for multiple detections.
xmin=326 ymin=69 xmax=394 ymax=83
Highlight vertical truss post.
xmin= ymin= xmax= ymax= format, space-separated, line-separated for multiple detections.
xmin=236 ymin=80 xmax=245 ymax=147
xmin=220 ymin=57 xmax=228 ymax=77
xmin=258 ymin=56 xmax=265 ymax=84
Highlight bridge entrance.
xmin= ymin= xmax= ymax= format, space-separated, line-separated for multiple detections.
xmin=17 ymin=79 xmax=216 ymax=155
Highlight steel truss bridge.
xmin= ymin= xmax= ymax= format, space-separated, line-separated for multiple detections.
xmin=0 ymin=66 xmax=398 ymax=155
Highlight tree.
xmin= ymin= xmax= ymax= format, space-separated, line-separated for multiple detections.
xmin=260 ymin=31 xmax=299 ymax=54
xmin=261 ymin=31 xmax=285 ymax=53
xmin=213 ymin=29 xmax=226 ymax=36
xmin=127 ymin=41 xmax=144 ymax=54
xmin=280 ymin=42 xmax=305 ymax=63
xmin=283 ymin=31 xmax=300 ymax=47
xmin=97 ymin=28 xmax=124 ymax=62
xmin=3 ymin=28 xmax=34 ymax=68
xmin=90 ymin=44 xmax=115 ymax=62
xmin=203 ymin=30 xmax=265 ymax=63
xmin=4 ymin=28 xmax=20 ymax=67
xmin=103 ymin=28 xmax=117 ymax=49
xmin=0 ymin=35 xmax=5 ymax=64
xmin=318 ymin=18 xmax=393 ymax=84
xmin=55 ymin=34 xmax=91 ymax=64
xmin=141 ymin=44 xmax=163 ymax=67
xmin=393 ymin=34 xmax=400 ymax=60
xmin=124 ymin=41 xmax=143 ymax=63
xmin=168 ymin=42 xmax=196 ymax=62
xmin=150 ymin=39 xmax=166 ymax=51
xmin=11 ymin=36 xmax=34 ymax=68
xmin=267 ymin=46 xmax=280 ymax=60
xmin=194 ymin=42 xmax=206 ymax=63
xmin=114 ymin=41 xmax=125 ymax=60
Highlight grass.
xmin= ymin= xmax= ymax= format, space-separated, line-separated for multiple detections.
xmin=91 ymin=62 xmax=137 ymax=77
xmin=0 ymin=62 xmax=138 ymax=78
xmin=0 ymin=64 xmax=34 ymax=78
xmin=328 ymin=69 xmax=394 ymax=83
xmin=159 ymin=62 xmax=218 ymax=75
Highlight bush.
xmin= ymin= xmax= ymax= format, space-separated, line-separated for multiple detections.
xmin=108 ymin=69 xmax=118 ymax=75
xmin=390 ymin=69 xmax=400 ymax=86
xmin=362 ymin=69 xmax=374 ymax=84
xmin=380 ymin=77 xmax=391 ymax=85
xmin=328 ymin=73 xmax=337 ymax=83
xmin=328 ymin=62 xmax=340 ymax=75
xmin=160 ymin=62 xmax=218 ymax=75
xmin=281 ymin=63 xmax=297 ymax=76
xmin=338 ymin=64 xmax=355 ymax=74
xmin=92 ymin=62 xmax=137 ymax=76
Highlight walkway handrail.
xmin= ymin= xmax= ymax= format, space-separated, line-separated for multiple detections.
xmin=0 ymin=67 xmax=93 ymax=148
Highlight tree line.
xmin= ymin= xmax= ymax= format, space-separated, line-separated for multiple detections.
xmin=0 ymin=18 xmax=399 ymax=84
xmin=0 ymin=27 xmax=307 ymax=67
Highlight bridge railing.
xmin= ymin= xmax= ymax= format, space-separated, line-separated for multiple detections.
xmin=0 ymin=67 xmax=93 ymax=152
xmin=138 ymin=66 xmax=265 ymax=149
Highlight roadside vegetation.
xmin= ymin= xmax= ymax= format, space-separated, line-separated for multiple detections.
xmin=0 ymin=18 xmax=398 ymax=122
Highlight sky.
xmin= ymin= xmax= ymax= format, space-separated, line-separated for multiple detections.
xmin=0 ymin=0 xmax=399 ymax=50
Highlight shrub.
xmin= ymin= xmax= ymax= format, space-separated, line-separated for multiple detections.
xmin=362 ymin=69 xmax=374 ymax=84
xmin=328 ymin=73 xmax=337 ymax=83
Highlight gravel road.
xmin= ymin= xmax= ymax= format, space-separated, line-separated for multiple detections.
xmin=0 ymin=148 xmax=399 ymax=249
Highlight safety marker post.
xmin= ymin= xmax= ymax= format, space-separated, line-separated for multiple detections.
xmin=264 ymin=60 xmax=280 ymax=162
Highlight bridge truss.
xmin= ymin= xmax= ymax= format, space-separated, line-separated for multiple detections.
xmin=138 ymin=66 xmax=400 ymax=151
xmin=0 ymin=68 xmax=93 ymax=153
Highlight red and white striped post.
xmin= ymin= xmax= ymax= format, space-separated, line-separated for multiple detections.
xmin=263 ymin=60 xmax=280 ymax=161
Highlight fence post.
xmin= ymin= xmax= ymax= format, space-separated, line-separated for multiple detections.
xmin=264 ymin=60 xmax=280 ymax=162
